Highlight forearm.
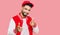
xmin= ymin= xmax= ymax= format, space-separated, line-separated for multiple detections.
xmin=33 ymin=25 xmax=39 ymax=33
xmin=8 ymin=18 xmax=16 ymax=35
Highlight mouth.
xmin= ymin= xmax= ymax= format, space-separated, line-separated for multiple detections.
xmin=22 ymin=12 xmax=28 ymax=17
xmin=24 ymin=12 xmax=27 ymax=15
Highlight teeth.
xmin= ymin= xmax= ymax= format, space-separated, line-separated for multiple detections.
xmin=24 ymin=13 xmax=27 ymax=15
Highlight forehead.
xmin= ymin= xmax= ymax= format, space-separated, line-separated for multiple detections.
xmin=23 ymin=5 xmax=31 ymax=9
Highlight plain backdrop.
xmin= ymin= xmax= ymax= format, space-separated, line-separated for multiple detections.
xmin=0 ymin=0 xmax=60 ymax=35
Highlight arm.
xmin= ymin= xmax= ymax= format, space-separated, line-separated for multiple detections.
xmin=8 ymin=18 xmax=16 ymax=35
xmin=33 ymin=25 xmax=39 ymax=34
xmin=30 ymin=19 xmax=39 ymax=34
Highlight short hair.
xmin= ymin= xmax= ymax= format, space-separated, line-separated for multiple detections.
xmin=22 ymin=1 xmax=34 ymax=8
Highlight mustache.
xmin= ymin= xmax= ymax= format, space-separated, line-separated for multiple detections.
xmin=22 ymin=12 xmax=28 ymax=17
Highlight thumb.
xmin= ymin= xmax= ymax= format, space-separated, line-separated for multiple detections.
xmin=18 ymin=23 xmax=20 ymax=26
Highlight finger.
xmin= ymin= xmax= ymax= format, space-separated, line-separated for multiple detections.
xmin=18 ymin=23 xmax=20 ymax=25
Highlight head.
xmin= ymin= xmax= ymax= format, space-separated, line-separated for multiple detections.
xmin=21 ymin=1 xmax=34 ymax=17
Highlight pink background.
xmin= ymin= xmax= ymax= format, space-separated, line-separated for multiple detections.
xmin=0 ymin=0 xmax=60 ymax=35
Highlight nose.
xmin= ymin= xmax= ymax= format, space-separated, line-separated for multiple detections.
xmin=25 ymin=10 xmax=29 ymax=13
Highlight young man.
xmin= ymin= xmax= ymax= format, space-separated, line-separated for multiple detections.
xmin=8 ymin=1 xmax=39 ymax=35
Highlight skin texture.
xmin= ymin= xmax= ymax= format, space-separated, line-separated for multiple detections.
xmin=21 ymin=5 xmax=31 ymax=17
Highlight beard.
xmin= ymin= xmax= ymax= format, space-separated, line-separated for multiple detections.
xmin=22 ymin=12 xmax=28 ymax=17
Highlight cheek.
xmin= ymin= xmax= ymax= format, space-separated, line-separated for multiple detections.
xmin=23 ymin=9 xmax=29 ymax=13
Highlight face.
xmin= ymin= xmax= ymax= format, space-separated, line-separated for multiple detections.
xmin=21 ymin=5 xmax=31 ymax=17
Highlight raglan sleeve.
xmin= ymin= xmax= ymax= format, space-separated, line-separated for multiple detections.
xmin=33 ymin=24 xmax=39 ymax=34
xmin=7 ymin=18 xmax=16 ymax=35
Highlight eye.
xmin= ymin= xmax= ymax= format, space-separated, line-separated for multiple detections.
xmin=28 ymin=10 xmax=30 ymax=11
xmin=25 ymin=8 xmax=27 ymax=10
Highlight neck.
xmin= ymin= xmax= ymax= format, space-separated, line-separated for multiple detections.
xmin=19 ymin=12 xmax=26 ymax=18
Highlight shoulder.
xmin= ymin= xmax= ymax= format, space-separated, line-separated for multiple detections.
xmin=27 ymin=16 xmax=32 ymax=20
xmin=12 ymin=15 xmax=18 ymax=18
xmin=12 ymin=15 xmax=19 ymax=22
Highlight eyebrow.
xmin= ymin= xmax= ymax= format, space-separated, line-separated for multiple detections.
xmin=24 ymin=7 xmax=31 ymax=11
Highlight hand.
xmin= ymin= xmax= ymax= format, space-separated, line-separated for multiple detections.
xmin=16 ymin=23 xmax=22 ymax=32
xmin=30 ymin=19 xmax=36 ymax=27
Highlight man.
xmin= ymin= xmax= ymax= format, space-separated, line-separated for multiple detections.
xmin=8 ymin=1 xmax=39 ymax=35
